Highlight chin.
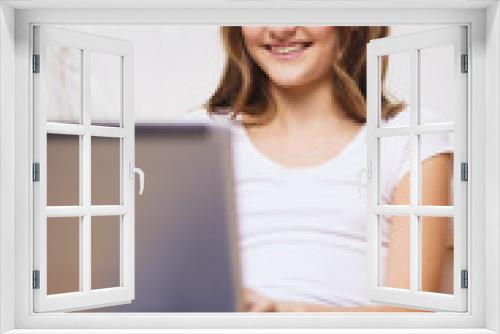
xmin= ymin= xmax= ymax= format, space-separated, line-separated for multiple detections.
xmin=268 ymin=74 xmax=311 ymax=88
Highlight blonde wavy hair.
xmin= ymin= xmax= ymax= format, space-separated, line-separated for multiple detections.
xmin=205 ymin=26 xmax=405 ymax=124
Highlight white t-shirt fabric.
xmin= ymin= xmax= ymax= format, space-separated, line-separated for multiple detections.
xmin=180 ymin=106 xmax=452 ymax=307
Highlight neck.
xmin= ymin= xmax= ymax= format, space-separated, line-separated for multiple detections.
xmin=267 ymin=77 xmax=348 ymax=134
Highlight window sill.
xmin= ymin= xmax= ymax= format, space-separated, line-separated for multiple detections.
xmin=3 ymin=329 xmax=498 ymax=334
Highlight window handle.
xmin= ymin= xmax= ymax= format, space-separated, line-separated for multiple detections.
xmin=130 ymin=162 xmax=145 ymax=195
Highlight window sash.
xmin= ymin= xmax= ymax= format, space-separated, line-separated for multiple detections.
xmin=366 ymin=25 xmax=468 ymax=312
xmin=32 ymin=26 xmax=135 ymax=312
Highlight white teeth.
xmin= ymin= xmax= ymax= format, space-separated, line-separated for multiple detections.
xmin=271 ymin=44 xmax=304 ymax=54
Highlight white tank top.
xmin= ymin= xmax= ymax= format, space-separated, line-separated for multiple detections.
xmin=182 ymin=107 xmax=452 ymax=307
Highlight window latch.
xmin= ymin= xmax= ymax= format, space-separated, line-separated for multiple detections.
xmin=32 ymin=163 xmax=40 ymax=182
xmin=32 ymin=270 xmax=40 ymax=289
xmin=461 ymin=162 xmax=468 ymax=182
xmin=461 ymin=54 xmax=468 ymax=73
xmin=129 ymin=162 xmax=145 ymax=195
xmin=461 ymin=269 xmax=468 ymax=289
xmin=32 ymin=54 xmax=40 ymax=73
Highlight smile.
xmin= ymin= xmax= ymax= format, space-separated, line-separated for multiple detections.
xmin=263 ymin=42 xmax=313 ymax=60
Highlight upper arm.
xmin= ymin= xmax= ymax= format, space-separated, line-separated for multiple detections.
xmin=384 ymin=153 xmax=453 ymax=292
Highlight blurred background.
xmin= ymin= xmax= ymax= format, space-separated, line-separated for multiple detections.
xmin=46 ymin=25 xmax=454 ymax=312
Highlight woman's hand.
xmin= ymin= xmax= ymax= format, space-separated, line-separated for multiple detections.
xmin=242 ymin=288 xmax=430 ymax=312
xmin=242 ymin=288 xmax=278 ymax=312
xmin=242 ymin=288 xmax=329 ymax=312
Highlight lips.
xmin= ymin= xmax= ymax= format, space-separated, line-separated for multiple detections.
xmin=262 ymin=41 xmax=313 ymax=58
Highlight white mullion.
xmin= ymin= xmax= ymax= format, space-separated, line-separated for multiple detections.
xmin=46 ymin=205 xmax=127 ymax=217
xmin=414 ymin=206 xmax=454 ymax=216
xmin=410 ymin=48 xmax=420 ymax=293
xmin=48 ymin=123 xmax=126 ymax=138
xmin=453 ymin=25 xmax=468 ymax=308
xmin=33 ymin=26 xmax=47 ymax=310
xmin=78 ymin=73 xmax=84 ymax=292
xmin=120 ymin=215 xmax=124 ymax=287
xmin=119 ymin=55 xmax=125 ymax=286
xmin=91 ymin=205 xmax=126 ymax=216
xmin=366 ymin=46 xmax=379 ymax=293
xmin=46 ymin=122 xmax=86 ymax=136
xmin=90 ymin=125 xmax=126 ymax=138
xmin=82 ymin=48 xmax=92 ymax=293
xmin=374 ymin=123 xmax=454 ymax=137
xmin=375 ymin=205 xmax=454 ymax=217
xmin=121 ymin=46 xmax=134 ymax=297
xmin=47 ymin=206 xmax=87 ymax=217
xmin=81 ymin=154 xmax=91 ymax=292
xmin=78 ymin=216 xmax=83 ymax=292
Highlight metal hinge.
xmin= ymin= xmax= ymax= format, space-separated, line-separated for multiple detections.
xmin=32 ymin=54 xmax=40 ymax=73
xmin=461 ymin=162 xmax=468 ymax=182
xmin=461 ymin=269 xmax=468 ymax=289
xmin=461 ymin=54 xmax=468 ymax=73
xmin=32 ymin=270 xmax=40 ymax=289
xmin=32 ymin=163 xmax=40 ymax=182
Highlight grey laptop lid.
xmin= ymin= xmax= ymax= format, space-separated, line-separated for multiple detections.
xmin=138 ymin=123 xmax=242 ymax=312
xmin=91 ymin=123 xmax=242 ymax=312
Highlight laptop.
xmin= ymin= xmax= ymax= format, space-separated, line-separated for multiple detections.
xmin=130 ymin=122 xmax=243 ymax=312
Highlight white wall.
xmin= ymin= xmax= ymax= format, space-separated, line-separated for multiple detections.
xmin=61 ymin=24 xmax=450 ymax=122
xmin=65 ymin=25 xmax=225 ymax=122
xmin=0 ymin=2 xmax=15 ymax=333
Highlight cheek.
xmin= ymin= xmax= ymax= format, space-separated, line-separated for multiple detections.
xmin=241 ymin=27 xmax=262 ymax=50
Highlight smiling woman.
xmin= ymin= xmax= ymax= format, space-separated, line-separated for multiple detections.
xmin=197 ymin=26 xmax=455 ymax=312
xmin=33 ymin=24 xmax=462 ymax=314
xmin=209 ymin=26 xmax=403 ymax=125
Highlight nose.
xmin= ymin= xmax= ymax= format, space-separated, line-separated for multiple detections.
xmin=267 ymin=26 xmax=297 ymax=41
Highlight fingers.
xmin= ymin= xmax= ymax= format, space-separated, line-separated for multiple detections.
xmin=243 ymin=288 xmax=278 ymax=312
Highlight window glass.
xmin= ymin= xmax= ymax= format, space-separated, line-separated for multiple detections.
xmin=91 ymin=137 xmax=121 ymax=205
xmin=420 ymin=216 xmax=454 ymax=294
xmin=91 ymin=216 xmax=121 ymax=290
xmin=47 ymin=134 xmax=80 ymax=206
xmin=379 ymin=215 xmax=410 ymax=290
xmin=379 ymin=136 xmax=410 ymax=205
xmin=47 ymin=217 xmax=80 ymax=295
xmin=420 ymin=133 xmax=454 ymax=206
xmin=46 ymin=44 xmax=82 ymax=124
xmin=91 ymin=52 xmax=122 ymax=127
xmin=419 ymin=44 xmax=455 ymax=124
xmin=380 ymin=52 xmax=410 ymax=127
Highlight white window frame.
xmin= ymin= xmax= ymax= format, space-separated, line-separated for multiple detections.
xmin=32 ymin=26 xmax=136 ymax=312
xmin=0 ymin=2 xmax=498 ymax=333
xmin=366 ymin=26 xmax=468 ymax=312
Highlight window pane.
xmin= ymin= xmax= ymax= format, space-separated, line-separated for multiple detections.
xmin=47 ymin=217 xmax=80 ymax=295
xmin=420 ymin=216 xmax=454 ymax=294
xmin=379 ymin=52 xmax=410 ymax=127
xmin=47 ymin=134 xmax=80 ymax=206
xmin=46 ymin=44 xmax=82 ymax=124
xmin=379 ymin=215 xmax=409 ymax=289
xmin=379 ymin=136 xmax=410 ymax=205
xmin=91 ymin=52 xmax=122 ymax=127
xmin=91 ymin=216 xmax=121 ymax=290
xmin=91 ymin=137 xmax=121 ymax=205
xmin=420 ymin=133 xmax=454 ymax=206
xmin=419 ymin=44 xmax=455 ymax=124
